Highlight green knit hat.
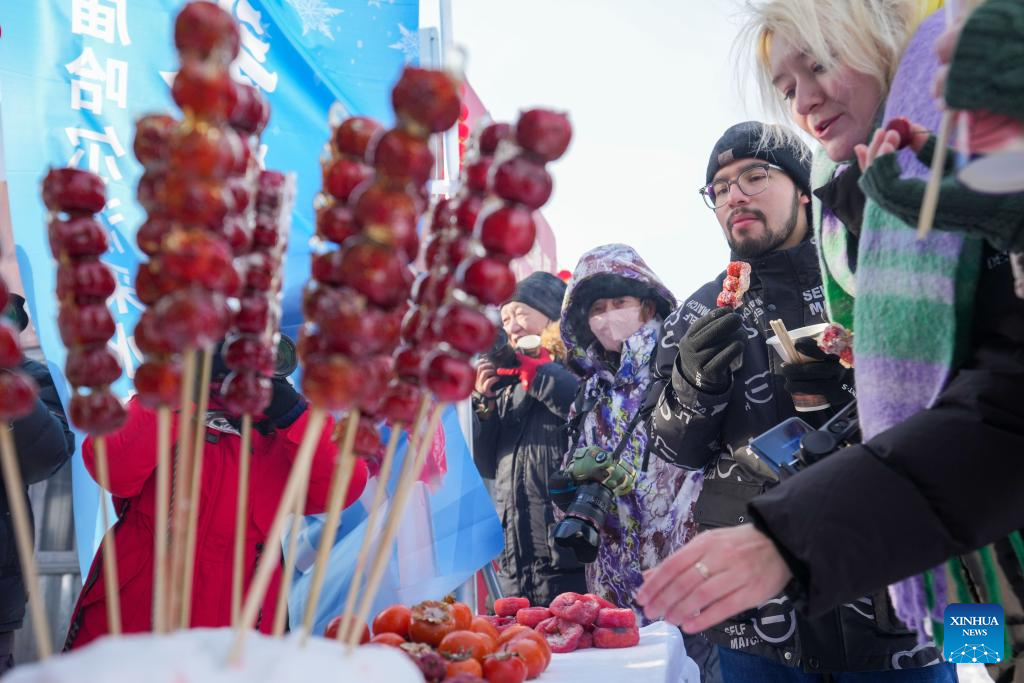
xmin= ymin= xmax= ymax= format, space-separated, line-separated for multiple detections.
xmin=945 ymin=0 xmax=1024 ymax=120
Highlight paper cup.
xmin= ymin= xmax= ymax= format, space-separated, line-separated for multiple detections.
xmin=766 ymin=323 xmax=831 ymax=412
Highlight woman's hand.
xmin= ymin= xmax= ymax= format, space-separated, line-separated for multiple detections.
xmin=636 ymin=524 xmax=793 ymax=633
xmin=854 ymin=121 xmax=929 ymax=172
xmin=474 ymin=360 xmax=500 ymax=397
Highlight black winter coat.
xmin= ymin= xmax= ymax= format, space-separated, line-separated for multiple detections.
xmin=647 ymin=238 xmax=938 ymax=673
xmin=1 ymin=358 xmax=75 ymax=632
xmin=749 ymin=248 xmax=1024 ymax=618
xmin=472 ymin=361 xmax=586 ymax=605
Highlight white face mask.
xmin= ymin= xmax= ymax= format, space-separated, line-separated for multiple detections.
xmin=589 ymin=305 xmax=645 ymax=352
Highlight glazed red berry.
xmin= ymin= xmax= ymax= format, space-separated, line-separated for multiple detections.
xmin=423 ymin=350 xmax=475 ymax=402
xmin=42 ymin=168 xmax=106 ymax=214
xmin=337 ymin=238 xmax=412 ymax=308
xmin=0 ymin=371 xmax=38 ymax=420
xmin=433 ymin=303 xmax=496 ymax=355
xmin=58 ymin=304 xmax=116 ymax=347
xmin=454 ymin=194 xmax=484 ymax=234
xmin=70 ymin=390 xmax=126 ymax=435
xmin=215 ymin=214 xmax=254 ymax=255
xmin=478 ymin=122 xmax=513 ymax=156
xmin=234 ymin=293 xmax=275 ymax=334
xmin=135 ymin=215 xmax=175 ymax=256
xmin=221 ymin=370 xmax=272 ymax=415
xmin=515 ymin=109 xmax=573 ymax=162
xmin=230 ymin=82 xmax=270 ymax=136
xmin=134 ymin=309 xmax=175 ymax=355
xmin=324 ymin=158 xmax=373 ymax=203
xmin=222 ymin=334 xmax=276 ymax=375
xmin=301 ymin=353 xmax=363 ymax=411
xmin=169 ymin=124 xmax=246 ymax=179
xmin=394 ymin=344 xmax=428 ymax=382
xmin=334 ymin=116 xmax=385 ymax=161
xmin=370 ymin=128 xmax=435 ymax=186
xmin=376 ymin=383 xmax=424 ymax=424
xmin=49 ymin=215 xmax=109 ymax=258
xmin=172 ymin=59 xmax=239 ymax=122
xmin=477 ymin=204 xmax=536 ymax=259
xmin=391 ymin=67 xmax=461 ymax=135
xmin=135 ymin=360 xmax=182 ymax=408
xmin=65 ymin=345 xmax=123 ymax=387
xmin=0 ymin=322 xmax=22 ymax=368
xmin=133 ymin=114 xmax=176 ymax=169
xmin=352 ymin=184 xmax=420 ymax=259
xmin=241 ymin=251 xmax=278 ymax=292
xmin=56 ymin=259 xmax=117 ymax=303
xmin=174 ymin=1 xmax=241 ymax=64
xmin=463 ymin=156 xmax=492 ymax=194
xmin=457 ymin=256 xmax=516 ymax=305
xmin=153 ymin=289 xmax=231 ymax=349
xmin=491 ymin=155 xmax=553 ymax=210
xmin=161 ymin=229 xmax=239 ymax=296
xmin=429 ymin=196 xmax=456 ymax=233
xmin=424 ymin=231 xmax=472 ymax=270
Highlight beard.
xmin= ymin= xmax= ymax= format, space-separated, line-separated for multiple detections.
xmin=726 ymin=190 xmax=801 ymax=259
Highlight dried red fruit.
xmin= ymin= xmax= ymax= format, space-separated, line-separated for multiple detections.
xmin=174 ymin=1 xmax=240 ymax=64
xmin=424 ymin=350 xmax=475 ymax=402
xmin=515 ymin=109 xmax=572 ymax=162
xmin=370 ymin=128 xmax=435 ymax=186
xmin=336 ymin=238 xmax=412 ymax=308
xmin=42 ymin=168 xmax=106 ymax=214
xmin=221 ymin=371 xmax=272 ymax=415
xmin=135 ymin=360 xmax=182 ymax=408
xmin=392 ymin=67 xmax=461 ymax=135
xmin=400 ymin=642 xmax=448 ymax=683
xmin=65 ymin=345 xmax=122 ymax=387
xmin=514 ymin=607 xmax=552 ymax=629
xmin=0 ymin=322 xmax=22 ymax=368
xmin=585 ymin=593 xmax=616 ymax=610
xmin=593 ymin=626 xmax=639 ymax=649
xmin=324 ymin=157 xmax=373 ymax=203
xmin=494 ymin=597 xmax=531 ymax=619
xmin=229 ymin=83 xmax=270 ymax=136
xmin=457 ymin=256 xmax=516 ymax=305
xmin=333 ymin=116 xmax=385 ymax=161
xmin=534 ymin=617 xmax=584 ymax=653
xmin=479 ymin=615 xmax=516 ymax=634
xmin=172 ymin=59 xmax=238 ymax=121
xmin=133 ymin=114 xmax=176 ymax=168
xmin=70 ymin=390 xmax=126 ymax=435
xmin=0 ymin=371 xmax=38 ymax=420
xmin=595 ymin=608 xmax=637 ymax=629
xmin=58 ymin=304 xmax=115 ymax=347
xmin=316 ymin=201 xmax=359 ymax=245
xmin=49 ymin=215 xmax=109 ymax=258
xmin=301 ymin=353 xmax=363 ymax=411
xmin=491 ymin=156 xmax=553 ymax=210
xmin=549 ymin=592 xmax=600 ymax=626
xmin=477 ymin=204 xmax=536 ymax=259
xmin=577 ymin=630 xmax=593 ymax=650
xmin=433 ymin=303 xmax=496 ymax=356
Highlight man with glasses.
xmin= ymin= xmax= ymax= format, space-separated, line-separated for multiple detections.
xmin=642 ymin=122 xmax=937 ymax=680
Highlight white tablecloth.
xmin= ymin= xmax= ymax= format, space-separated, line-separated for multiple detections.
xmin=544 ymin=621 xmax=700 ymax=683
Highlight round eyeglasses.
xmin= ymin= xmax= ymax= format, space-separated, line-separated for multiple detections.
xmin=698 ymin=163 xmax=782 ymax=210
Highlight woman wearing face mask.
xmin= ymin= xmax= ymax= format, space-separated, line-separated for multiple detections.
xmin=641 ymin=3 xmax=1024 ymax=679
xmin=557 ymin=244 xmax=703 ymax=624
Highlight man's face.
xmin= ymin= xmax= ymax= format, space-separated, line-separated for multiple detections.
xmin=710 ymin=158 xmax=807 ymax=258
xmin=500 ymin=301 xmax=550 ymax=346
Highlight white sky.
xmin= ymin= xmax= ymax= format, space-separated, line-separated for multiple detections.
xmin=422 ymin=0 xmax=773 ymax=300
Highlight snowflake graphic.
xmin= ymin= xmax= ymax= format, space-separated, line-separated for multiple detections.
xmin=286 ymin=0 xmax=343 ymax=40
xmin=389 ymin=22 xmax=418 ymax=62
xmin=947 ymin=644 xmax=1002 ymax=664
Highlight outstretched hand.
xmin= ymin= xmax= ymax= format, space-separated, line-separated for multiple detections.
xmin=635 ymin=524 xmax=793 ymax=633
xmin=854 ymin=121 xmax=929 ymax=172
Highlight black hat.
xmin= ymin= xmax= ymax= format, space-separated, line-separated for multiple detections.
xmin=505 ymin=271 xmax=566 ymax=322
xmin=705 ymin=121 xmax=811 ymax=196
xmin=3 ymin=294 xmax=29 ymax=332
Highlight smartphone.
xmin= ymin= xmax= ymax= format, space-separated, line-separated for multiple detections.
xmin=748 ymin=417 xmax=815 ymax=474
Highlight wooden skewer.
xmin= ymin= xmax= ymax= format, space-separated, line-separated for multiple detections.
xmin=0 ymin=428 xmax=52 ymax=659
xmin=343 ymin=403 xmax=442 ymax=649
xmin=227 ymin=409 xmax=327 ymax=664
xmin=179 ymin=346 xmax=214 ymax=629
xmin=271 ymin=444 xmax=318 ymax=636
xmin=917 ymin=110 xmax=955 ymax=240
xmin=231 ymin=413 xmax=254 ymax=628
xmin=299 ymin=410 xmax=363 ymax=642
xmin=168 ymin=349 xmax=198 ymax=626
xmin=329 ymin=425 xmax=403 ymax=644
xmin=769 ymin=319 xmax=801 ymax=365
xmin=93 ymin=436 xmax=122 ymax=635
xmin=153 ymin=406 xmax=172 ymax=633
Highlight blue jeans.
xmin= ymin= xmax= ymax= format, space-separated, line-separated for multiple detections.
xmin=718 ymin=648 xmax=959 ymax=682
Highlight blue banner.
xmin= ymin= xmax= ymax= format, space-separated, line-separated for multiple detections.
xmin=0 ymin=0 xmax=502 ymax=605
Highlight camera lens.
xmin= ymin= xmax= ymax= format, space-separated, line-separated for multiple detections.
xmin=553 ymin=482 xmax=614 ymax=564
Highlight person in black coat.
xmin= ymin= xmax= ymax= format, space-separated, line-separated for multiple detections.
xmin=0 ymin=294 xmax=75 ymax=671
xmin=472 ymin=272 xmax=586 ymax=605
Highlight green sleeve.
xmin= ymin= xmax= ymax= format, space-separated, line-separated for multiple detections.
xmin=945 ymin=0 xmax=1024 ymax=119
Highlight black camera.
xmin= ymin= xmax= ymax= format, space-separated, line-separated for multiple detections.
xmin=551 ymin=446 xmax=637 ymax=564
xmin=738 ymin=400 xmax=859 ymax=481
xmin=484 ymin=328 xmax=520 ymax=391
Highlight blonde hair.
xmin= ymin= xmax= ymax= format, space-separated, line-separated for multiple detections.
xmin=736 ymin=0 xmax=922 ymax=141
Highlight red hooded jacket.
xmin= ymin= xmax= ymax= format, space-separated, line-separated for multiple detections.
xmin=65 ymin=398 xmax=367 ymax=648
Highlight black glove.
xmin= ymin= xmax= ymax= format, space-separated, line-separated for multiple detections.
xmin=262 ymin=377 xmax=305 ymax=429
xmin=674 ymin=307 xmax=747 ymax=395
xmin=778 ymin=338 xmax=853 ymax=407
xmin=548 ymin=469 xmax=578 ymax=513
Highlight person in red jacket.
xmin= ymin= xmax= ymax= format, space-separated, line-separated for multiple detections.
xmin=64 ymin=368 xmax=368 ymax=649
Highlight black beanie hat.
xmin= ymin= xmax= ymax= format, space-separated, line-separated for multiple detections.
xmin=705 ymin=121 xmax=811 ymax=196
xmin=505 ymin=271 xmax=566 ymax=322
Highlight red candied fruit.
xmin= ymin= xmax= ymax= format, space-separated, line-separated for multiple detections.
xmin=370 ymin=128 xmax=435 ymax=186
xmin=301 ymin=353 xmax=363 ymax=411
xmin=156 ymin=175 xmax=232 ymax=229
xmin=335 ymin=238 xmax=412 ymax=308
xmin=70 ymin=389 xmax=126 ymax=435
xmin=316 ymin=201 xmax=359 ymax=245
xmin=515 ymin=608 xmax=552 ymax=629
xmin=549 ymin=592 xmax=600 ymax=626
xmin=135 ymin=360 xmax=182 ymax=408
xmin=0 ymin=371 xmax=39 ymax=420
xmin=457 ymin=256 xmax=516 ymax=305
xmin=595 ymin=608 xmax=637 ymax=629
xmin=494 ymin=597 xmax=531 ymax=618
xmin=302 ymin=284 xmax=381 ymax=356
xmin=169 ymin=124 xmax=246 ymax=179
xmin=393 ymin=344 xmax=427 ymax=382
xmin=135 ymin=215 xmax=175 ymax=257
xmin=172 ymin=59 xmax=239 ymax=122
xmin=391 ymin=67 xmax=461 ymax=135
xmin=134 ymin=310 xmax=174 ymax=355
xmin=42 ymin=168 xmax=106 ymax=214
xmin=454 ymin=194 xmax=484 ymax=235
xmin=230 ymin=82 xmax=270 ymax=136
xmin=216 ymin=214 xmax=254 ymax=255
xmin=424 ymin=231 xmax=472 ymax=271
xmin=251 ymin=215 xmax=282 ymax=250
xmin=133 ymin=113 xmax=176 ymax=168
xmin=153 ymin=289 xmax=231 ymax=349
xmin=222 ymin=334 xmax=275 ymax=375
xmin=256 ymin=170 xmax=289 ymax=213
xmin=351 ymin=184 xmax=420 ymax=259
xmin=174 ymin=1 xmax=241 ymax=64
xmin=477 ymin=204 xmax=536 ymax=260
xmin=0 ymin=322 xmax=22 ymax=368
xmin=324 ymin=158 xmax=372 ymax=203
xmin=58 ymin=303 xmax=115 ymax=347
xmin=534 ymin=617 xmax=584 ymax=654
xmin=478 ymin=122 xmax=513 ymax=156
xmin=515 ymin=109 xmax=573 ymax=163
xmin=423 ymin=350 xmax=475 ymax=402
xmin=491 ymin=156 xmax=553 ymax=210
xmin=333 ymin=116 xmax=384 ymax=161
xmin=56 ymin=259 xmax=117 ymax=303
xmin=242 ymin=252 xmax=278 ymax=292
xmin=593 ymin=626 xmax=640 ymax=649
xmin=375 ymin=383 xmax=424 ymax=425
xmin=221 ymin=370 xmax=272 ymax=415
xmin=429 ymin=196 xmax=456 ymax=233
xmin=433 ymin=303 xmax=496 ymax=356
xmin=463 ymin=156 xmax=492 ymax=194
xmin=48 ymin=215 xmax=109 ymax=258
xmin=234 ymin=293 xmax=275 ymax=334
xmin=161 ymin=229 xmax=240 ymax=296
xmin=65 ymin=345 xmax=123 ymax=387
